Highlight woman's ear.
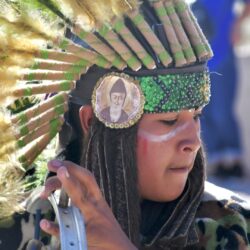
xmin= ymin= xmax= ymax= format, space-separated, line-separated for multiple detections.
xmin=79 ymin=105 xmax=93 ymax=135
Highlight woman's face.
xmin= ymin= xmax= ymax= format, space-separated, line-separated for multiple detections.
xmin=136 ymin=109 xmax=202 ymax=202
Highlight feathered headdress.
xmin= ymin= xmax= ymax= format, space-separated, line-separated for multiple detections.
xmin=0 ymin=0 xmax=212 ymax=218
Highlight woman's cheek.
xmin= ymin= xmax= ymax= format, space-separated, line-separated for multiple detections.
xmin=137 ymin=135 xmax=167 ymax=168
xmin=137 ymin=135 xmax=149 ymax=156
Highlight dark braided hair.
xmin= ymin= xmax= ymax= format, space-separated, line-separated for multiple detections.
xmin=57 ymin=65 xmax=141 ymax=246
xmin=80 ymin=116 xmax=141 ymax=246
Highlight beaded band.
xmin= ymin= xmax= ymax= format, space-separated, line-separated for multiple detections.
xmin=92 ymin=70 xmax=210 ymax=128
xmin=140 ymin=70 xmax=211 ymax=113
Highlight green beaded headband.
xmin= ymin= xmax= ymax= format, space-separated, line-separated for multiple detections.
xmin=92 ymin=68 xmax=210 ymax=128
xmin=141 ymin=70 xmax=210 ymax=113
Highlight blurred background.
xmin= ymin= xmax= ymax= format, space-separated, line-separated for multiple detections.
xmin=188 ymin=0 xmax=250 ymax=198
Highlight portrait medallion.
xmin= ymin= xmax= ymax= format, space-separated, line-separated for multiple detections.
xmin=92 ymin=73 xmax=145 ymax=128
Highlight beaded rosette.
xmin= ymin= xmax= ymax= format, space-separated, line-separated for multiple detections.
xmin=0 ymin=0 xmax=213 ymax=217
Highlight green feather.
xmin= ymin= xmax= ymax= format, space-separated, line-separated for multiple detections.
xmin=38 ymin=0 xmax=73 ymax=26
xmin=1 ymin=0 xmax=67 ymax=39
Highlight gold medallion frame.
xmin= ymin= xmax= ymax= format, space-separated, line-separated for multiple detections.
xmin=92 ymin=73 xmax=145 ymax=129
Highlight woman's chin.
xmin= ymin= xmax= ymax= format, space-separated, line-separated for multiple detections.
xmin=145 ymin=183 xmax=187 ymax=202
xmin=158 ymin=174 xmax=188 ymax=201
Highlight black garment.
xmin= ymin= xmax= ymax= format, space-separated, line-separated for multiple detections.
xmin=139 ymin=166 xmax=250 ymax=250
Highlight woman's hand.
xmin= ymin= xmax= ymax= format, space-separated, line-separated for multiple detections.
xmin=40 ymin=159 xmax=137 ymax=250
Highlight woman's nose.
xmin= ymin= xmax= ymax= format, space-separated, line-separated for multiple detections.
xmin=178 ymin=121 xmax=201 ymax=153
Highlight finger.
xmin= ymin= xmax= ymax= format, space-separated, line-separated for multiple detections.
xmin=56 ymin=166 xmax=99 ymax=221
xmin=56 ymin=167 xmax=87 ymax=206
xmin=48 ymin=159 xmax=102 ymax=200
xmin=64 ymin=161 xmax=102 ymax=199
xmin=40 ymin=219 xmax=59 ymax=237
xmin=47 ymin=159 xmax=64 ymax=172
xmin=40 ymin=176 xmax=61 ymax=199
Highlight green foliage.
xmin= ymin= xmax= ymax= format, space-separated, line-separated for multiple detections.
xmin=7 ymin=96 xmax=39 ymax=114
xmin=24 ymin=137 xmax=57 ymax=191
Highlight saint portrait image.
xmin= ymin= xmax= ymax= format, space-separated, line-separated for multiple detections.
xmin=100 ymin=78 xmax=128 ymax=123
xmin=93 ymin=74 xmax=144 ymax=128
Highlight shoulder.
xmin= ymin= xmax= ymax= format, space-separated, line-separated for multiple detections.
xmin=121 ymin=109 xmax=128 ymax=118
xmin=195 ymin=181 xmax=250 ymax=249
xmin=100 ymin=106 xmax=110 ymax=114
xmin=100 ymin=107 xmax=111 ymax=121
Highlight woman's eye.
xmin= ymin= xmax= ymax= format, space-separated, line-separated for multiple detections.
xmin=161 ymin=119 xmax=177 ymax=126
xmin=194 ymin=113 xmax=202 ymax=121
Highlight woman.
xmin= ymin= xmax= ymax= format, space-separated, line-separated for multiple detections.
xmin=1 ymin=0 xmax=249 ymax=249
xmin=38 ymin=69 xmax=249 ymax=250
xmin=36 ymin=0 xmax=250 ymax=248
xmin=39 ymin=68 xmax=250 ymax=249
xmin=40 ymin=107 xmax=204 ymax=249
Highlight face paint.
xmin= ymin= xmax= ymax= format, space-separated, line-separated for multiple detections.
xmin=137 ymin=135 xmax=149 ymax=155
xmin=138 ymin=121 xmax=200 ymax=143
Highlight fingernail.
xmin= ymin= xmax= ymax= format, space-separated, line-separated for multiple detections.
xmin=50 ymin=159 xmax=63 ymax=168
xmin=40 ymin=220 xmax=50 ymax=229
xmin=58 ymin=166 xmax=70 ymax=179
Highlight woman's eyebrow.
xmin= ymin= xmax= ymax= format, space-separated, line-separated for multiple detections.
xmin=163 ymin=112 xmax=180 ymax=119
xmin=160 ymin=115 xmax=178 ymax=121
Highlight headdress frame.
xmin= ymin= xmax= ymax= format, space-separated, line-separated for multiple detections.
xmin=0 ymin=0 xmax=213 ymax=217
